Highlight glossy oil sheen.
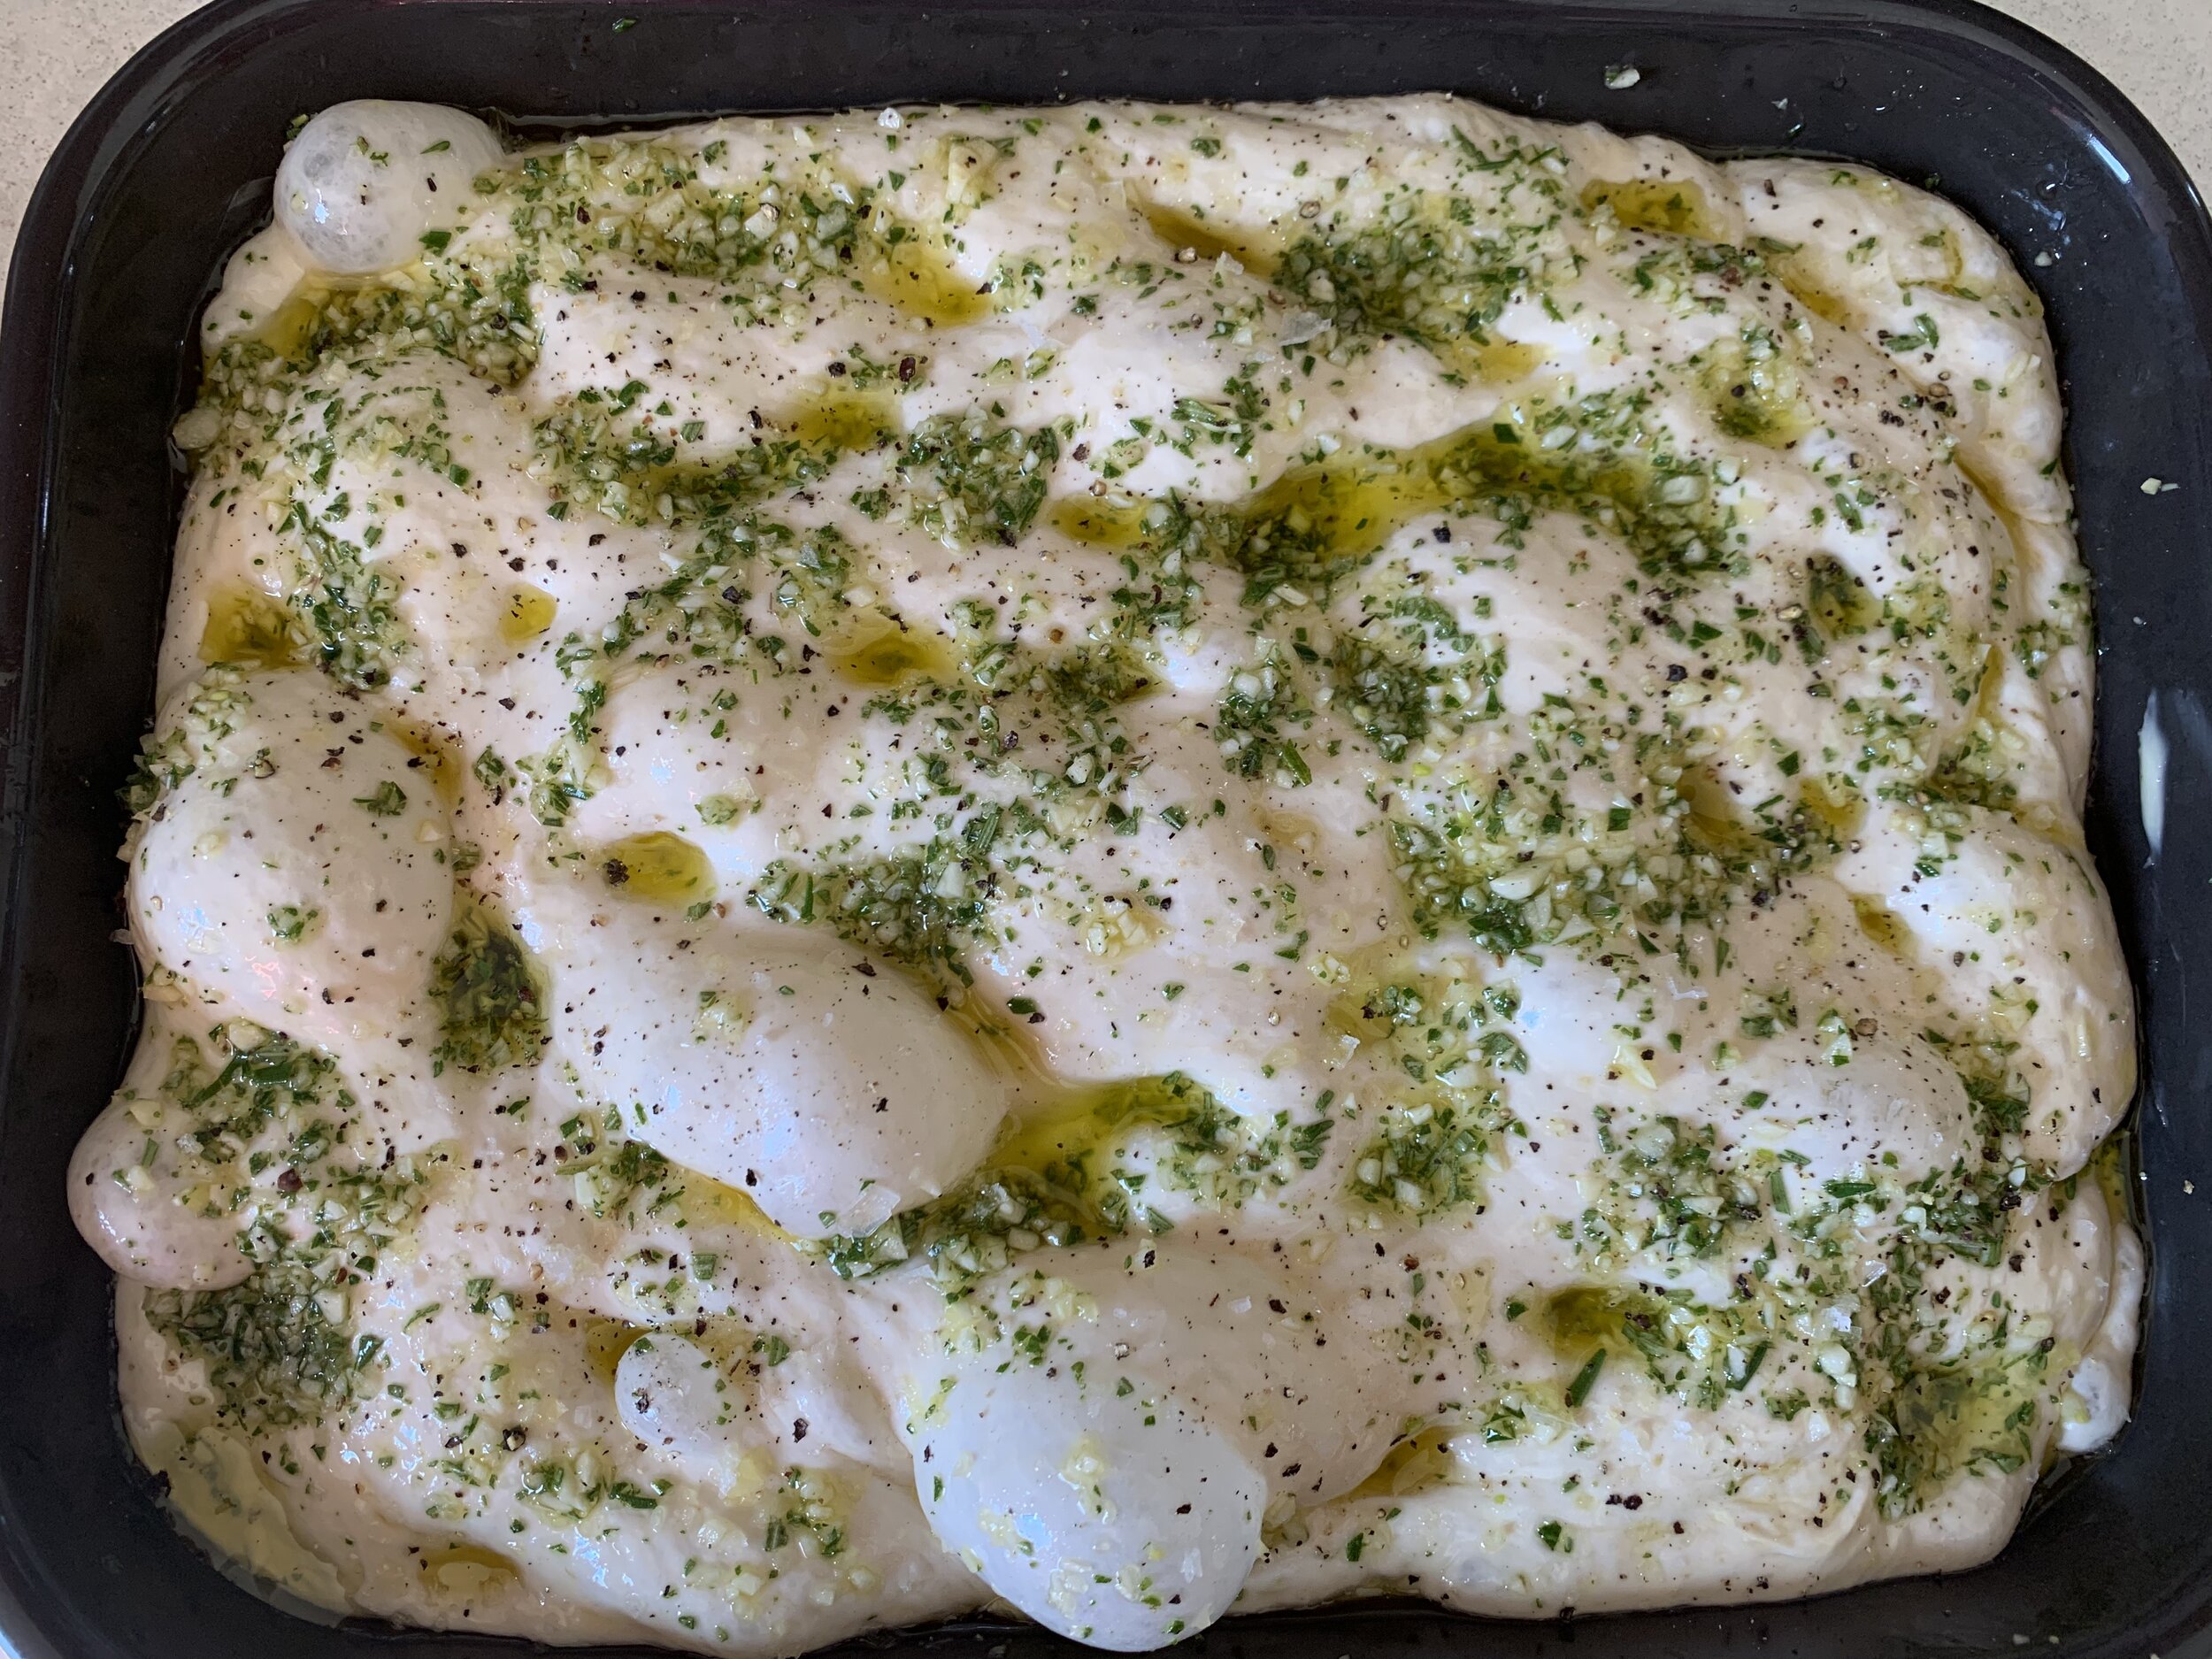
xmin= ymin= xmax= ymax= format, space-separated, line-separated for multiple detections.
xmin=0 ymin=3 xmax=2207 ymax=1657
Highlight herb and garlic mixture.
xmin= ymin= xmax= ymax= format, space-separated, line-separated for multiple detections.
xmin=72 ymin=93 xmax=2138 ymax=1655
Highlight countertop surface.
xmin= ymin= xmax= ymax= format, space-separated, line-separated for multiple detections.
xmin=2 ymin=0 xmax=2207 ymax=304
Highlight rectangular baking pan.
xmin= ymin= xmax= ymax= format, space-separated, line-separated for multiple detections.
xmin=3 ymin=1 xmax=2208 ymax=1655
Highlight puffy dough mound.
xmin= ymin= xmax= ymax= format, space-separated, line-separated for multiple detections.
xmin=67 ymin=1022 xmax=257 ymax=1291
xmin=129 ymin=671 xmax=455 ymax=1047
xmin=903 ymin=1241 xmax=1390 ymax=1647
xmin=552 ymin=916 xmax=1006 ymax=1238
xmin=912 ymin=1351 xmax=1264 ymax=1650
xmin=276 ymin=100 xmax=505 ymax=276
xmin=1839 ymin=808 xmax=2134 ymax=1171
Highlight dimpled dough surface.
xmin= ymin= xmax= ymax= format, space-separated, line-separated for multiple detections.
xmin=77 ymin=92 xmax=2139 ymax=1655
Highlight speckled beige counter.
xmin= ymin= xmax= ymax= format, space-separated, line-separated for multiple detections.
xmin=3 ymin=0 xmax=2205 ymax=307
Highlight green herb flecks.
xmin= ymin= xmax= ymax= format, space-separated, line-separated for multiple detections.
xmin=749 ymin=837 xmax=995 ymax=984
xmin=884 ymin=411 xmax=1064 ymax=549
xmin=146 ymin=1257 xmax=368 ymax=1431
xmin=429 ymin=901 xmax=549 ymax=1076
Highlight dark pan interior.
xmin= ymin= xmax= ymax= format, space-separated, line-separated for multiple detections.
xmin=4 ymin=2 xmax=2210 ymax=1655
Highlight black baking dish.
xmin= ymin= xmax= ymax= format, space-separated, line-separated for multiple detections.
xmin=4 ymin=0 xmax=2209 ymax=1655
